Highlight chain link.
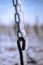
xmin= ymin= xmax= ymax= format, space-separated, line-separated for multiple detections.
xmin=12 ymin=0 xmax=18 ymax=6
xmin=12 ymin=0 xmax=22 ymax=6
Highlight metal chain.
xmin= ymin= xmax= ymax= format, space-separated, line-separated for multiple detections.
xmin=12 ymin=0 xmax=23 ymax=38
xmin=12 ymin=0 xmax=25 ymax=65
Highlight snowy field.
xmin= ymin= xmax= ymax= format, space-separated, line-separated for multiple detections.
xmin=0 ymin=25 xmax=43 ymax=65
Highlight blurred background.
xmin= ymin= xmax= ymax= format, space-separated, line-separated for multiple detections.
xmin=0 ymin=0 xmax=43 ymax=65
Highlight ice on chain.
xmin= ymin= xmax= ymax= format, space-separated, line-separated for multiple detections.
xmin=17 ymin=0 xmax=28 ymax=50
xmin=17 ymin=0 xmax=28 ymax=65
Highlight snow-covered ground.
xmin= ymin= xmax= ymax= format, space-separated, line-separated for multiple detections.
xmin=0 ymin=25 xmax=43 ymax=65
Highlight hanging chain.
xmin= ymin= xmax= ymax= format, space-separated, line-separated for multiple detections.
xmin=12 ymin=0 xmax=23 ymax=38
xmin=12 ymin=0 xmax=25 ymax=65
xmin=12 ymin=1 xmax=37 ymax=65
xmin=12 ymin=0 xmax=25 ymax=49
